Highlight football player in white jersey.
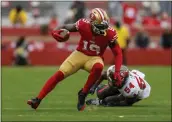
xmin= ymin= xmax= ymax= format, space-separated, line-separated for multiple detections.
xmin=86 ymin=65 xmax=151 ymax=106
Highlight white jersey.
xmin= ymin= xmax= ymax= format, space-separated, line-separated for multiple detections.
xmin=118 ymin=70 xmax=151 ymax=99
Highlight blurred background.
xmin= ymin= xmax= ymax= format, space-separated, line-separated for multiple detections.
xmin=1 ymin=2 xmax=171 ymax=121
xmin=1 ymin=1 xmax=172 ymax=66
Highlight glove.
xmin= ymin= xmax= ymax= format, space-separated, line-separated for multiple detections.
xmin=89 ymin=84 xmax=97 ymax=95
xmin=51 ymin=30 xmax=64 ymax=42
xmin=114 ymin=71 xmax=122 ymax=87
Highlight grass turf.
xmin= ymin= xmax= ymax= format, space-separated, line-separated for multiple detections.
xmin=1 ymin=66 xmax=171 ymax=121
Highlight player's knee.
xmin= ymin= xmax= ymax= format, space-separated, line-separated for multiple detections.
xmin=59 ymin=63 xmax=73 ymax=77
xmin=54 ymin=70 xmax=65 ymax=81
xmin=92 ymin=63 xmax=103 ymax=73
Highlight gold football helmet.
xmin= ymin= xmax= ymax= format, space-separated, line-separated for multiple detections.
xmin=89 ymin=8 xmax=109 ymax=35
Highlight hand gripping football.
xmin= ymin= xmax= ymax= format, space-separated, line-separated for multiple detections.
xmin=59 ymin=29 xmax=70 ymax=42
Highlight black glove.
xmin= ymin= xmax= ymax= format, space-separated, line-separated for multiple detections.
xmin=89 ymin=84 xmax=97 ymax=95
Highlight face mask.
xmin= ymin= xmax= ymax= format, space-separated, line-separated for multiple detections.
xmin=92 ymin=22 xmax=108 ymax=35
xmin=93 ymin=26 xmax=105 ymax=34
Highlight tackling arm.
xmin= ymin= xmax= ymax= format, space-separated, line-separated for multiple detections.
xmin=109 ymin=41 xmax=123 ymax=86
xmin=109 ymin=41 xmax=122 ymax=72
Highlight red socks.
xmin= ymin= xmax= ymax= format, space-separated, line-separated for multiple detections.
xmin=37 ymin=63 xmax=103 ymax=99
xmin=82 ymin=63 xmax=103 ymax=94
xmin=37 ymin=70 xmax=64 ymax=100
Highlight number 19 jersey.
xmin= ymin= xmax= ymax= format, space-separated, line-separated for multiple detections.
xmin=75 ymin=18 xmax=118 ymax=56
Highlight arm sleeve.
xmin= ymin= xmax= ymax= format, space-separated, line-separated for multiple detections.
xmin=108 ymin=29 xmax=122 ymax=72
xmin=110 ymin=43 xmax=123 ymax=72
xmin=75 ymin=18 xmax=90 ymax=32
xmin=75 ymin=19 xmax=82 ymax=31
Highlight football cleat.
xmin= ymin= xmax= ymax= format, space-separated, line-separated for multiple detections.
xmin=77 ymin=89 xmax=87 ymax=111
xmin=27 ymin=97 xmax=41 ymax=109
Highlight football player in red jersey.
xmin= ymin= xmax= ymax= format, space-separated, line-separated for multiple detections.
xmin=27 ymin=8 xmax=123 ymax=111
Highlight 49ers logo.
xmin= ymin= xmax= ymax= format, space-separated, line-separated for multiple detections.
xmin=90 ymin=13 xmax=95 ymax=19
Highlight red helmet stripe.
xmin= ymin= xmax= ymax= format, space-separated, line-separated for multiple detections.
xmin=95 ymin=8 xmax=104 ymax=21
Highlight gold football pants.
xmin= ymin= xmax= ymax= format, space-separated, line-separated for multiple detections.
xmin=59 ymin=50 xmax=104 ymax=77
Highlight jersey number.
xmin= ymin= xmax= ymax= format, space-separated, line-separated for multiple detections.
xmin=83 ymin=41 xmax=100 ymax=54
xmin=135 ymin=76 xmax=146 ymax=90
xmin=124 ymin=82 xmax=135 ymax=93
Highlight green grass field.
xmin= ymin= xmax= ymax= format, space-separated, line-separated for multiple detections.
xmin=1 ymin=66 xmax=171 ymax=121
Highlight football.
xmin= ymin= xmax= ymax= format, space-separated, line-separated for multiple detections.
xmin=59 ymin=29 xmax=70 ymax=42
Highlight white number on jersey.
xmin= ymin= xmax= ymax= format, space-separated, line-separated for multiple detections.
xmin=122 ymin=74 xmax=146 ymax=97
xmin=124 ymin=82 xmax=135 ymax=93
xmin=124 ymin=75 xmax=146 ymax=95
xmin=83 ymin=40 xmax=100 ymax=54
xmin=132 ymin=71 xmax=146 ymax=90
xmin=135 ymin=76 xmax=146 ymax=90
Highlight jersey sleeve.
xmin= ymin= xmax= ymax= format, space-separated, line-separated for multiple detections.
xmin=75 ymin=18 xmax=89 ymax=32
xmin=140 ymin=82 xmax=151 ymax=99
xmin=131 ymin=70 xmax=145 ymax=79
xmin=108 ymin=27 xmax=118 ymax=43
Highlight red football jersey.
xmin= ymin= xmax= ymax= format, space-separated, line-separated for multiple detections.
xmin=75 ymin=18 xmax=118 ymax=56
